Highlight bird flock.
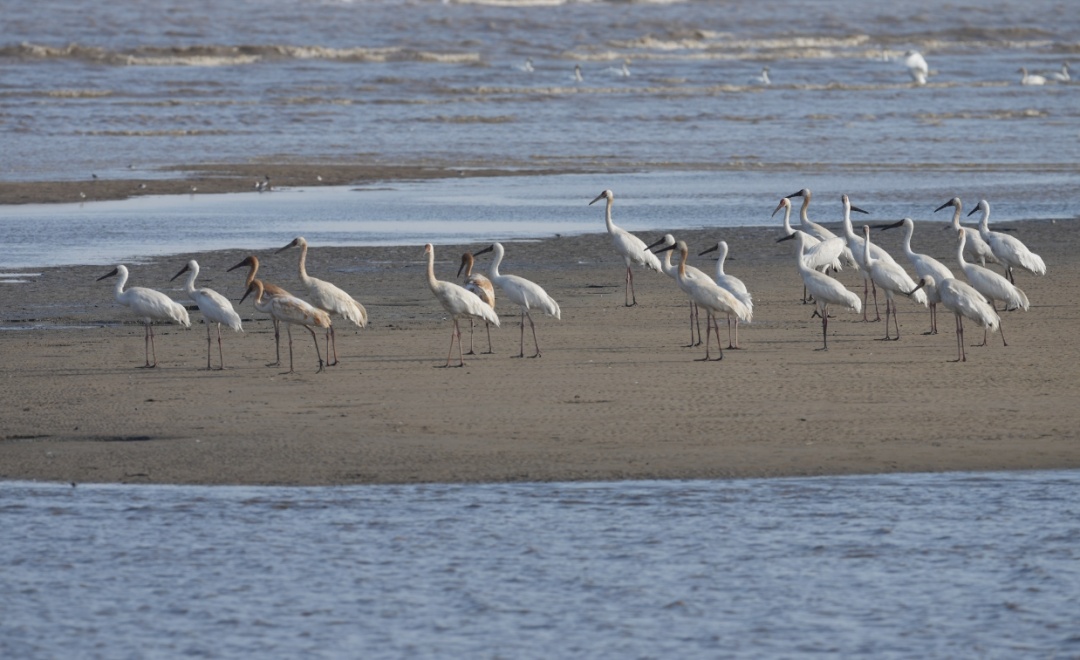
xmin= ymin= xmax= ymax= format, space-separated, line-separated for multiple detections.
xmin=97 ymin=189 xmax=1046 ymax=370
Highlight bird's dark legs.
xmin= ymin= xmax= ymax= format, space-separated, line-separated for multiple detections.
xmin=625 ymin=266 xmax=636 ymax=307
xmin=816 ymin=304 xmax=830 ymax=351
xmin=142 ymin=322 xmax=157 ymax=368
xmin=268 ymin=318 xmax=282 ymax=367
xmin=871 ymin=281 xmax=881 ymax=321
xmin=285 ymin=325 xmax=295 ymax=373
xmin=697 ymin=313 xmax=713 ymax=361
xmin=686 ymin=301 xmax=702 ymax=347
xmin=526 ymin=311 xmax=542 ymax=358
xmin=216 ymin=324 xmax=226 ymax=370
xmin=306 ymin=325 xmax=325 ymax=373
xmin=516 ymin=310 xmax=526 ymax=357
xmin=484 ymin=321 xmax=494 ymax=354
xmin=952 ymin=313 xmax=966 ymax=362
xmin=325 ymin=326 xmax=339 ymax=367
xmin=466 ymin=318 xmax=476 ymax=355
xmin=443 ymin=319 xmax=465 ymax=367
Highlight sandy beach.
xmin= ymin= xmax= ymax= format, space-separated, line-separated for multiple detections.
xmin=1 ymin=188 xmax=1077 ymax=486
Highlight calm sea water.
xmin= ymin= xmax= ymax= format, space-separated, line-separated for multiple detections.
xmin=1 ymin=0 xmax=1078 ymax=269
xmin=2 ymin=472 xmax=1079 ymax=657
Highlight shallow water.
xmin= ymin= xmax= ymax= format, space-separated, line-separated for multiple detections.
xmin=2 ymin=471 xmax=1079 ymax=657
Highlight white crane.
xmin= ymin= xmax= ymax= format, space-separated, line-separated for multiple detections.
xmin=589 ymin=189 xmax=662 ymax=306
xmin=97 ymin=265 xmax=191 ymax=368
xmin=171 ymin=260 xmax=243 ymax=370
xmin=699 ymin=241 xmax=753 ymax=349
xmin=774 ymin=197 xmax=844 ymax=304
xmin=241 ymin=279 xmax=330 ymax=373
xmin=277 ymin=236 xmax=367 ymax=367
xmin=955 ymin=228 xmax=1029 ymax=347
xmin=861 ymin=225 xmax=928 ymax=341
xmin=837 ymin=193 xmax=890 ymax=321
xmin=904 ymin=50 xmax=929 ymax=85
xmin=655 ymin=241 xmax=751 ymax=361
xmin=425 ymin=244 xmax=500 ymax=368
xmin=645 ymin=233 xmax=708 ymax=347
xmin=1019 ymin=67 xmax=1046 ymax=86
xmin=227 ymin=254 xmax=292 ymax=367
xmin=787 ymin=233 xmax=862 ymax=350
xmin=935 ymin=197 xmax=996 ymax=267
xmin=474 ymin=242 xmax=560 ymax=358
xmin=911 ymin=275 xmax=999 ymax=362
xmin=457 ymin=251 xmax=497 ymax=355
xmin=968 ymin=199 xmax=1046 ymax=283
xmin=879 ymin=218 xmax=955 ymax=335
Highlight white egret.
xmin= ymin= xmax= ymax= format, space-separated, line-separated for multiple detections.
xmin=935 ymin=197 xmax=996 ymax=267
xmin=787 ymin=233 xmax=862 ymax=350
xmin=1047 ymin=62 xmax=1070 ymax=82
xmin=655 ymin=241 xmax=751 ymax=361
xmin=277 ymin=237 xmax=368 ymax=367
xmin=645 ymin=233 xmax=707 ymax=346
xmin=955 ymin=228 xmax=1029 ymax=347
xmin=474 ymin=243 xmax=560 ymax=358
xmin=837 ymin=193 xmax=889 ymax=321
xmin=904 ymin=50 xmax=929 ymax=85
xmin=880 ymin=218 xmax=955 ymax=334
xmin=227 ymin=255 xmax=292 ymax=366
xmin=1019 ymin=67 xmax=1046 ymax=86
xmin=968 ymin=199 xmax=1046 ymax=283
xmin=97 ymin=265 xmax=191 ymax=368
xmin=911 ymin=276 xmax=999 ymax=362
xmin=425 ymin=244 xmax=501 ymax=368
xmin=699 ymin=241 xmax=753 ymax=349
xmin=589 ymin=189 xmax=663 ymax=307
xmin=861 ymin=225 xmax=928 ymax=340
xmin=456 ymin=250 xmax=497 ymax=355
xmin=171 ymin=260 xmax=243 ymax=370
xmin=241 ymin=279 xmax=330 ymax=373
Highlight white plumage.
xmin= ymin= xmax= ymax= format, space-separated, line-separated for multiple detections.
xmin=788 ymin=233 xmax=862 ymax=350
xmin=1047 ymin=62 xmax=1070 ymax=82
xmin=774 ymin=197 xmax=844 ymax=273
xmin=1019 ymin=67 xmax=1046 ymax=86
xmin=904 ymin=50 xmax=929 ymax=85
xmin=476 ymin=242 xmax=560 ymax=358
xmin=171 ymin=260 xmax=242 ymax=370
xmin=968 ymin=199 xmax=1046 ymax=282
xmin=277 ymin=236 xmax=367 ymax=367
xmin=657 ymin=241 xmax=751 ymax=361
xmin=97 ymin=265 xmax=191 ymax=368
xmin=242 ymin=279 xmax=330 ymax=373
xmin=837 ymin=193 xmax=892 ymax=321
xmin=457 ymin=251 xmax=497 ymax=355
xmin=955 ymin=228 xmax=1029 ymax=347
xmin=227 ymin=254 xmax=292 ymax=367
xmin=881 ymin=218 xmax=955 ymax=335
xmin=646 ymin=233 xmax=709 ymax=347
xmin=699 ymin=240 xmax=753 ymax=349
xmin=915 ymin=275 xmax=1000 ymax=362
xmin=589 ymin=189 xmax=662 ymax=307
xmin=425 ymin=244 xmax=500 ymax=367
xmin=935 ymin=197 xmax=996 ymax=267
xmin=861 ymin=225 xmax=928 ymax=340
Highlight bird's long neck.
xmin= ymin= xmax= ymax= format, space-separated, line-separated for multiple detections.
xmin=463 ymin=254 xmax=474 ymax=278
xmin=677 ymin=249 xmax=687 ymax=279
xmin=297 ymin=241 xmax=311 ymax=285
xmin=715 ymin=245 xmax=728 ymax=277
xmin=977 ymin=205 xmax=990 ymax=231
xmin=842 ymin=204 xmax=855 ymax=238
xmin=425 ymin=250 xmax=439 ymax=291
xmin=902 ymin=223 xmax=916 ymax=257
xmin=951 ymin=205 xmax=962 ymax=230
xmin=799 ymin=195 xmax=811 ymax=224
xmin=489 ymin=247 xmax=503 ymax=279
xmin=251 ymin=280 xmax=269 ymax=311
xmin=604 ymin=198 xmax=616 ymax=233
xmin=782 ymin=205 xmax=794 ymax=235
xmin=863 ymin=230 xmax=875 ymax=269
xmin=956 ymin=231 xmax=968 ymax=267
xmin=113 ymin=268 xmax=129 ymax=300
xmin=245 ymin=258 xmax=260 ymax=288
xmin=183 ymin=267 xmax=198 ymax=294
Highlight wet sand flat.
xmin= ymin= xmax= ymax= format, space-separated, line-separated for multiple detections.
xmin=1 ymin=218 xmax=1077 ymax=486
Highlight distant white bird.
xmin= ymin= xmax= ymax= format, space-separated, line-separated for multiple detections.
xmin=457 ymin=251 xmax=497 ymax=355
xmin=935 ymin=197 xmax=996 ymax=267
xmin=880 ymin=218 xmax=955 ymax=335
xmin=904 ymin=50 xmax=929 ymax=85
xmin=277 ymin=236 xmax=368 ymax=367
xmin=968 ymin=199 xmax=1046 ymax=283
xmin=861 ymin=225 xmax=928 ymax=340
xmin=241 ymin=279 xmax=330 ymax=373
xmin=645 ymin=233 xmax=708 ymax=347
xmin=699 ymin=241 xmax=753 ymax=349
xmin=518 ymin=57 xmax=535 ymax=73
xmin=424 ymin=244 xmax=500 ymax=368
xmin=573 ymin=64 xmax=584 ymax=82
xmin=589 ymin=189 xmax=663 ymax=307
xmin=787 ymin=233 xmax=861 ymax=350
xmin=604 ymin=59 xmax=631 ymax=77
xmin=955 ymin=228 xmax=1029 ymax=347
xmin=774 ymin=197 xmax=844 ymax=304
xmin=1047 ymin=62 xmax=1070 ymax=82
xmin=754 ymin=66 xmax=771 ymax=85
xmin=171 ymin=260 xmax=243 ymax=370
xmin=97 ymin=265 xmax=191 ymax=368
xmin=1019 ymin=67 xmax=1046 ymax=86
xmin=912 ymin=275 xmax=999 ymax=362
xmin=836 ymin=193 xmax=889 ymax=321
xmin=475 ymin=242 xmax=560 ymax=358
xmin=655 ymin=241 xmax=751 ymax=361
xmin=227 ymin=255 xmax=293 ymax=367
